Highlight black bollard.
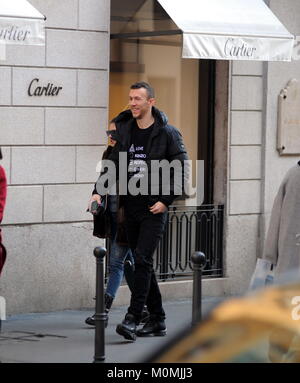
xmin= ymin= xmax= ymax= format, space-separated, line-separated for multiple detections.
xmin=191 ymin=251 xmax=206 ymax=326
xmin=93 ymin=246 xmax=107 ymax=363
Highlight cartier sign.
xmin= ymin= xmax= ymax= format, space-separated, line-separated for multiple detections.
xmin=0 ymin=26 xmax=31 ymax=42
xmin=28 ymin=78 xmax=63 ymax=96
xmin=224 ymin=38 xmax=257 ymax=58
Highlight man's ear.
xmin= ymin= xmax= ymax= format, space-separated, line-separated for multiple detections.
xmin=149 ymin=98 xmax=156 ymax=106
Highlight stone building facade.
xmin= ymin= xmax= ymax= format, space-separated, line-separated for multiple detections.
xmin=0 ymin=0 xmax=299 ymax=314
xmin=0 ymin=0 xmax=110 ymax=313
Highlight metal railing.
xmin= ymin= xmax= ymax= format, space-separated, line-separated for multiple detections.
xmin=154 ymin=205 xmax=224 ymax=280
xmin=105 ymin=204 xmax=224 ymax=282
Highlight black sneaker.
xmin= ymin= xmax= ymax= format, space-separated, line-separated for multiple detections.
xmin=140 ymin=306 xmax=150 ymax=324
xmin=136 ymin=318 xmax=166 ymax=337
xmin=85 ymin=313 xmax=108 ymax=328
xmin=85 ymin=314 xmax=95 ymax=326
xmin=116 ymin=313 xmax=137 ymax=341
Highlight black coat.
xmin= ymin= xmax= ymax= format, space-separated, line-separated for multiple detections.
xmin=93 ymin=107 xmax=189 ymax=242
xmin=0 ymin=165 xmax=7 ymax=275
xmin=92 ymin=147 xmax=110 ymax=239
xmin=92 ymin=146 xmax=128 ymax=245
xmin=108 ymin=107 xmax=189 ymax=207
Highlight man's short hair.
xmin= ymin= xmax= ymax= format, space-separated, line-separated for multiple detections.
xmin=130 ymin=82 xmax=155 ymax=99
xmin=0 ymin=148 xmax=2 ymax=160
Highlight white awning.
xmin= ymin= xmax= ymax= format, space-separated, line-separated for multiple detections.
xmin=157 ymin=0 xmax=294 ymax=61
xmin=0 ymin=0 xmax=45 ymax=46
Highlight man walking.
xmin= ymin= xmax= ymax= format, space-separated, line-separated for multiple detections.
xmin=96 ymin=82 xmax=188 ymax=341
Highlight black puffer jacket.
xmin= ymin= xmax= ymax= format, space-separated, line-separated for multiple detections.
xmin=107 ymin=107 xmax=189 ymax=207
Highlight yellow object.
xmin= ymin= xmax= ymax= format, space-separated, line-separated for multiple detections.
xmin=154 ymin=283 xmax=300 ymax=363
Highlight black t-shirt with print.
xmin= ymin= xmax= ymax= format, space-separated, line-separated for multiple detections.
xmin=126 ymin=120 xmax=154 ymax=206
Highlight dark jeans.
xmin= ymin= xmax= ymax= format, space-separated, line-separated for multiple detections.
xmin=106 ymin=196 xmax=134 ymax=298
xmin=124 ymin=200 xmax=167 ymax=322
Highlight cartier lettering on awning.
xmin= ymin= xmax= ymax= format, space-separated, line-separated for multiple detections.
xmin=0 ymin=0 xmax=45 ymax=46
xmin=157 ymin=0 xmax=294 ymax=61
xmin=0 ymin=25 xmax=31 ymax=42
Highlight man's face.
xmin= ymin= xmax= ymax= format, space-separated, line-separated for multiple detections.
xmin=128 ymin=88 xmax=154 ymax=119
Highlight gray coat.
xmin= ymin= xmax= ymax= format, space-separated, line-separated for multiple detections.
xmin=263 ymin=162 xmax=300 ymax=279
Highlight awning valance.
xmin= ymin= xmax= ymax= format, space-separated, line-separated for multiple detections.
xmin=157 ymin=0 xmax=294 ymax=61
xmin=0 ymin=0 xmax=45 ymax=46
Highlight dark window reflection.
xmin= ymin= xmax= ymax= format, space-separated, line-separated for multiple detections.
xmin=111 ymin=0 xmax=179 ymax=36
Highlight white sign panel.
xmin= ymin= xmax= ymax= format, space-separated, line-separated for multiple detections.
xmin=183 ymin=34 xmax=294 ymax=62
xmin=0 ymin=0 xmax=45 ymax=46
xmin=0 ymin=17 xmax=44 ymax=45
xmin=278 ymin=79 xmax=300 ymax=155
xmin=158 ymin=0 xmax=294 ymax=62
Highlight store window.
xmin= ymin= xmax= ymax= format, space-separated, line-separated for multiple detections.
xmin=110 ymin=0 xmax=215 ymax=204
xmin=109 ymin=0 xmax=224 ymax=278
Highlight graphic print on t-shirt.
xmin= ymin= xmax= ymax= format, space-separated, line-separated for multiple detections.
xmin=128 ymin=122 xmax=153 ymax=185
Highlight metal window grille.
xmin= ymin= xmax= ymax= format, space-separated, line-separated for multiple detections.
xmin=105 ymin=204 xmax=224 ymax=282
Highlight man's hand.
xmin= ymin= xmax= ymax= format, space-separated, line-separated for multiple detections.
xmin=88 ymin=194 xmax=101 ymax=213
xmin=149 ymin=201 xmax=167 ymax=214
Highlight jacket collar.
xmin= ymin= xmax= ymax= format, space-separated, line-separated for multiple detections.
xmin=146 ymin=107 xmax=166 ymax=153
xmin=113 ymin=106 xmax=167 ymax=127
xmin=113 ymin=107 xmax=168 ymax=151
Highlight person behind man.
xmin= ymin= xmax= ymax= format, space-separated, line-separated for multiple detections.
xmin=261 ymin=160 xmax=300 ymax=362
xmin=94 ymin=82 xmax=189 ymax=341
xmin=250 ymin=160 xmax=300 ymax=290
xmin=86 ymin=122 xmax=138 ymax=327
xmin=262 ymin=160 xmax=300 ymax=278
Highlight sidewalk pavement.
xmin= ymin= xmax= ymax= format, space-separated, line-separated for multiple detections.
xmin=0 ymin=297 xmax=226 ymax=363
